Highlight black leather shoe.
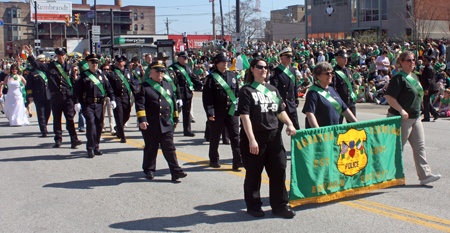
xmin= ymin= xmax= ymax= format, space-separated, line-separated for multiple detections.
xmin=145 ymin=171 xmax=154 ymax=180
xmin=273 ymin=209 xmax=296 ymax=219
xmin=87 ymin=150 xmax=95 ymax=158
xmin=94 ymin=150 xmax=103 ymax=155
xmin=421 ymin=119 xmax=430 ymax=122
xmin=232 ymin=163 xmax=244 ymax=171
xmin=40 ymin=133 xmax=47 ymax=138
xmin=184 ymin=132 xmax=195 ymax=137
xmin=53 ymin=141 xmax=62 ymax=148
xmin=433 ymin=114 xmax=439 ymax=121
xmin=210 ymin=162 xmax=221 ymax=168
xmin=120 ymin=138 xmax=127 ymax=143
xmin=74 ymin=140 xmax=83 ymax=145
xmin=247 ymin=209 xmax=265 ymax=217
xmin=172 ymin=172 xmax=187 ymax=181
xmin=223 ymin=140 xmax=230 ymax=144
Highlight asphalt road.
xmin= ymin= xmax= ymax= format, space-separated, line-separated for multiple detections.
xmin=1 ymin=94 xmax=449 ymax=232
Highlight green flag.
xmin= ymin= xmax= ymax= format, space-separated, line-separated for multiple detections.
xmin=289 ymin=116 xmax=405 ymax=207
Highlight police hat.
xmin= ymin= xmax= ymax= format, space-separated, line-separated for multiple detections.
xmin=252 ymin=52 xmax=265 ymax=59
xmin=149 ymin=60 xmax=166 ymax=72
xmin=55 ymin=48 xmax=66 ymax=55
xmin=85 ymin=54 xmax=100 ymax=63
xmin=36 ymin=54 xmax=46 ymax=61
xmin=278 ymin=47 xmax=293 ymax=57
xmin=335 ymin=50 xmax=348 ymax=58
xmin=177 ymin=52 xmax=189 ymax=58
xmin=156 ymin=52 xmax=170 ymax=61
xmin=213 ymin=52 xmax=230 ymax=63
xmin=115 ymin=54 xmax=127 ymax=62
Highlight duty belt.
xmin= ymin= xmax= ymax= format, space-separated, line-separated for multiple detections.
xmin=82 ymin=97 xmax=105 ymax=103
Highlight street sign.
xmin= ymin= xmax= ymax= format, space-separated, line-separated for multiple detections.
xmin=35 ymin=46 xmax=41 ymax=49
xmin=231 ymin=33 xmax=245 ymax=44
xmin=35 ymin=39 xmax=41 ymax=43
xmin=35 ymin=39 xmax=41 ymax=49
xmin=92 ymin=26 xmax=100 ymax=35
xmin=87 ymin=11 xmax=94 ymax=19
xmin=92 ymin=35 xmax=100 ymax=43
xmin=0 ymin=20 xmax=3 ymax=26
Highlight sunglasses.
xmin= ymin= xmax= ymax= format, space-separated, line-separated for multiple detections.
xmin=322 ymin=71 xmax=333 ymax=76
xmin=255 ymin=64 xmax=269 ymax=70
xmin=404 ymin=59 xmax=416 ymax=62
xmin=102 ymin=68 xmax=110 ymax=71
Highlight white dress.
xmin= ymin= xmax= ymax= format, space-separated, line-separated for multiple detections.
xmin=4 ymin=76 xmax=29 ymax=126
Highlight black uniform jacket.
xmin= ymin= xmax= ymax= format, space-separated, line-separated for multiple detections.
xmin=28 ymin=56 xmax=76 ymax=98
xmin=135 ymin=80 xmax=179 ymax=134
xmin=331 ymin=65 xmax=356 ymax=106
xmin=104 ymin=66 xmax=136 ymax=98
xmin=73 ymin=69 xmax=115 ymax=105
xmin=420 ymin=64 xmax=438 ymax=92
xmin=202 ymin=68 xmax=239 ymax=118
xmin=25 ymin=68 xmax=52 ymax=101
xmin=169 ymin=62 xmax=202 ymax=99
xmin=269 ymin=64 xmax=299 ymax=113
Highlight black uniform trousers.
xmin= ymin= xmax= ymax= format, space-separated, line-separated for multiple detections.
xmin=241 ymin=129 xmax=289 ymax=212
xmin=208 ymin=112 xmax=241 ymax=165
xmin=82 ymin=102 xmax=104 ymax=151
xmin=339 ymin=104 xmax=356 ymax=124
xmin=423 ymin=92 xmax=439 ymax=120
xmin=205 ymin=121 xmax=229 ymax=142
xmin=141 ymin=127 xmax=182 ymax=175
xmin=181 ymin=97 xmax=193 ymax=134
xmin=51 ymin=93 xmax=78 ymax=143
xmin=35 ymin=99 xmax=51 ymax=135
xmin=113 ymin=95 xmax=131 ymax=139
xmin=277 ymin=110 xmax=300 ymax=136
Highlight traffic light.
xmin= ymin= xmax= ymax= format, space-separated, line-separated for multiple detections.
xmin=74 ymin=14 xmax=80 ymax=25
xmin=65 ymin=15 xmax=70 ymax=27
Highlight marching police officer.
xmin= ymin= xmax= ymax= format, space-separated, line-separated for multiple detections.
xmin=331 ymin=50 xmax=357 ymax=123
xmin=169 ymin=52 xmax=203 ymax=136
xmin=154 ymin=52 xmax=181 ymax=102
xmin=203 ymin=52 xmax=242 ymax=169
xmin=135 ymin=61 xmax=187 ymax=181
xmin=73 ymin=54 xmax=116 ymax=158
xmin=104 ymin=55 xmax=137 ymax=143
xmin=269 ymin=47 xmax=301 ymax=133
xmin=24 ymin=45 xmax=82 ymax=149
xmin=25 ymin=54 xmax=52 ymax=137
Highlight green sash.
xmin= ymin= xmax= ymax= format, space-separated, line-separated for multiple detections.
xmin=309 ymin=85 xmax=342 ymax=115
xmin=78 ymin=60 xmax=89 ymax=72
xmin=54 ymin=62 xmax=72 ymax=93
xmin=173 ymin=63 xmax=194 ymax=91
xmin=211 ymin=72 xmax=237 ymax=116
xmin=13 ymin=75 xmax=26 ymax=100
xmin=146 ymin=79 xmax=174 ymax=124
xmin=398 ymin=71 xmax=424 ymax=97
xmin=164 ymin=73 xmax=177 ymax=93
xmin=249 ymin=81 xmax=281 ymax=113
xmin=84 ymin=70 xmax=106 ymax=96
xmin=132 ymin=70 xmax=143 ymax=83
xmin=335 ymin=70 xmax=357 ymax=102
xmin=35 ymin=69 xmax=48 ymax=84
xmin=277 ymin=64 xmax=296 ymax=85
xmin=114 ymin=69 xmax=131 ymax=94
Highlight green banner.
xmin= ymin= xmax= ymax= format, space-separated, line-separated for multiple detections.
xmin=289 ymin=116 xmax=405 ymax=207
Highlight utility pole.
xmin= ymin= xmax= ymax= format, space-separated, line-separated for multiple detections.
xmin=94 ymin=0 xmax=97 ymax=25
xmin=219 ymin=0 xmax=224 ymax=41
xmin=110 ymin=8 xmax=114 ymax=57
xmin=212 ymin=0 xmax=216 ymax=40
xmin=34 ymin=1 xmax=38 ymax=55
xmin=236 ymin=0 xmax=240 ymax=33
xmin=166 ymin=17 xmax=169 ymax=35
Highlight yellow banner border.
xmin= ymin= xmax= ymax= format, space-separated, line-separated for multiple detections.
xmin=289 ymin=178 xmax=405 ymax=207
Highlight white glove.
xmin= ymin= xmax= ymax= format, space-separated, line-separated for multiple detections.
xmin=177 ymin=99 xmax=183 ymax=108
xmin=74 ymin=103 xmax=81 ymax=112
xmin=110 ymin=100 xmax=117 ymax=109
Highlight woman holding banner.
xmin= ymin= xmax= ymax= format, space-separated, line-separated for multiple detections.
xmin=303 ymin=62 xmax=357 ymax=128
xmin=237 ymin=58 xmax=297 ymax=219
xmin=384 ymin=51 xmax=441 ymax=185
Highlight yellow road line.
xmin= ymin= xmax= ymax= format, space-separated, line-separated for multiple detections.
xmin=341 ymin=201 xmax=450 ymax=232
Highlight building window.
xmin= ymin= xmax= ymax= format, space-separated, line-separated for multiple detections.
xmin=141 ymin=24 xmax=144 ymax=30
xmin=359 ymin=0 xmax=387 ymax=22
xmin=12 ymin=26 xmax=17 ymax=31
xmin=12 ymin=9 xmax=17 ymax=18
xmin=406 ymin=0 xmax=412 ymax=18
xmin=141 ymin=13 xmax=143 ymax=19
xmin=134 ymin=13 xmax=137 ymax=20
xmin=13 ymin=36 xmax=17 ymax=41
xmin=134 ymin=24 xmax=137 ymax=31
xmin=104 ymin=24 xmax=108 ymax=29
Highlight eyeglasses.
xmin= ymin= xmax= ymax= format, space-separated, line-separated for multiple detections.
xmin=322 ymin=71 xmax=333 ymax=76
xmin=404 ymin=59 xmax=416 ymax=62
xmin=102 ymin=68 xmax=110 ymax=71
xmin=255 ymin=64 xmax=269 ymax=70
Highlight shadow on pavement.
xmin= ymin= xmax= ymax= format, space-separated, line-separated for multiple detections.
xmin=0 ymin=131 xmax=42 ymax=140
xmin=109 ymin=199 xmax=265 ymax=231
xmin=386 ymin=184 xmax=434 ymax=189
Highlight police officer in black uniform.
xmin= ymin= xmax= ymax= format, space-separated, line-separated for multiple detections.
xmin=25 ymin=54 xmax=52 ymax=137
xmin=331 ymin=50 xmax=357 ymax=124
xmin=269 ymin=47 xmax=300 ymax=132
xmin=169 ymin=52 xmax=203 ymax=136
xmin=202 ymin=52 xmax=242 ymax=169
xmin=24 ymin=45 xmax=82 ymax=149
xmin=104 ymin=55 xmax=137 ymax=143
xmin=135 ymin=61 xmax=187 ymax=182
xmin=73 ymin=54 xmax=116 ymax=158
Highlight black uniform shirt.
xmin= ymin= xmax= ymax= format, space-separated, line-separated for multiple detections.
xmin=169 ymin=62 xmax=202 ymax=99
xmin=269 ymin=64 xmax=299 ymax=113
xmin=237 ymin=83 xmax=284 ymax=132
xmin=25 ymin=68 xmax=51 ymax=101
xmin=28 ymin=56 xmax=75 ymax=95
xmin=105 ymin=67 xmax=136 ymax=97
xmin=73 ymin=69 xmax=115 ymax=104
xmin=331 ymin=65 xmax=356 ymax=106
xmin=202 ymin=68 xmax=239 ymax=117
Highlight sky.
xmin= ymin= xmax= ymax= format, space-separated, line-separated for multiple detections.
xmin=4 ymin=0 xmax=304 ymax=35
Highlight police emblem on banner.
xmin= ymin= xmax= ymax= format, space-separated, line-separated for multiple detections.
xmin=337 ymin=128 xmax=368 ymax=176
